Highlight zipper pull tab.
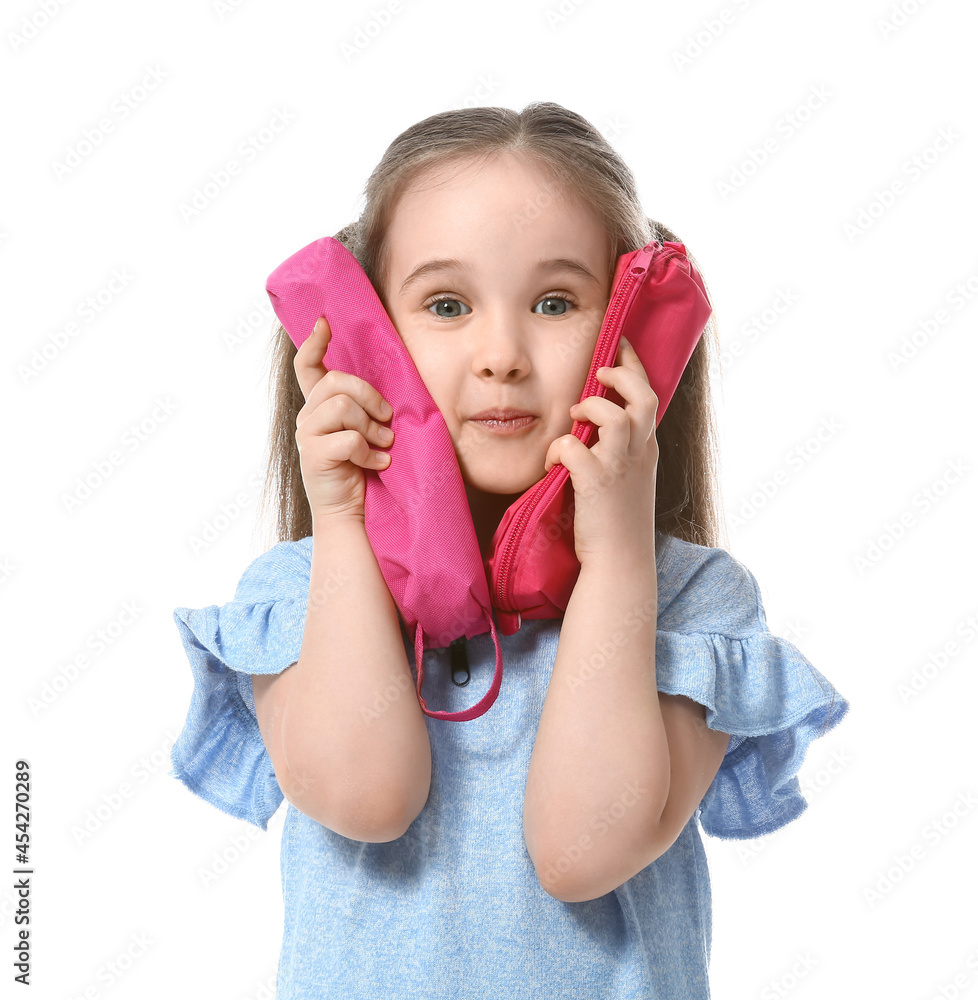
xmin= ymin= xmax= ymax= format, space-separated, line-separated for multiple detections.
xmin=449 ymin=636 xmax=470 ymax=687
xmin=494 ymin=608 xmax=521 ymax=636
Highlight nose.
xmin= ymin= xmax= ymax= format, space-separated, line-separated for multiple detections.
xmin=470 ymin=309 xmax=531 ymax=380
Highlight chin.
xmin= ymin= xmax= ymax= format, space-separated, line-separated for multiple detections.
xmin=461 ymin=462 xmax=542 ymax=496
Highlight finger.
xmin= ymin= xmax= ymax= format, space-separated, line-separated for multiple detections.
xmin=613 ymin=336 xmax=650 ymax=383
xmin=595 ymin=362 xmax=659 ymax=424
xmin=298 ymin=361 xmax=393 ymax=444
xmin=327 ymin=428 xmax=393 ymax=470
xmin=569 ymin=394 xmax=632 ymax=458
xmin=544 ymin=432 xmax=598 ymax=478
xmin=298 ymin=394 xmax=394 ymax=469
xmin=294 ymin=317 xmax=332 ymax=402
xmin=299 ymin=424 xmax=391 ymax=472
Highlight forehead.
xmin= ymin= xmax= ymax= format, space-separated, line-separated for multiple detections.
xmin=385 ymin=154 xmax=610 ymax=279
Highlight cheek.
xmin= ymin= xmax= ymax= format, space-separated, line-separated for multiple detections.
xmin=408 ymin=351 xmax=454 ymax=418
xmin=555 ymin=347 xmax=597 ymax=409
xmin=389 ymin=320 xmax=441 ymax=396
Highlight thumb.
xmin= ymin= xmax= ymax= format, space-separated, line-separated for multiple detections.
xmin=544 ymin=435 xmax=570 ymax=474
xmin=543 ymin=438 xmax=559 ymax=474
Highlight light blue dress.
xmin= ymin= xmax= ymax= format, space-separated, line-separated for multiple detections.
xmin=169 ymin=530 xmax=850 ymax=999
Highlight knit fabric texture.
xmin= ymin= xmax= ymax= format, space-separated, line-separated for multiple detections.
xmin=169 ymin=530 xmax=850 ymax=999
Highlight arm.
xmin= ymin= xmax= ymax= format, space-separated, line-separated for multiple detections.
xmin=522 ymin=548 xmax=730 ymax=903
xmin=252 ymin=514 xmax=431 ymax=842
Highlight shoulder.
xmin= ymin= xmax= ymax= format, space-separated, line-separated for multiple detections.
xmin=234 ymin=536 xmax=314 ymax=603
xmin=654 ymin=530 xmax=764 ymax=637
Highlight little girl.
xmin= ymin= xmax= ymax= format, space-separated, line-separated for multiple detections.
xmin=170 ymin=102 xmax=850 ymax=999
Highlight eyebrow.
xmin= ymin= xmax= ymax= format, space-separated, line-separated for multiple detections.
xmin=398 ymin=256 xmax=601 ymax=295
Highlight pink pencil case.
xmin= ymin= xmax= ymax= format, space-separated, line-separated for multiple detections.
xmin=267 ymin=237 xmax=712 ymax=721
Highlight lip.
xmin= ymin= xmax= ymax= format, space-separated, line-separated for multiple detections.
xmin=469 ymin=408 xmax=536 ymax=421
xmin=468 ymin=409 xmax=538 ymax=436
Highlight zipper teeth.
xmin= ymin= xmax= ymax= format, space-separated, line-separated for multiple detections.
xmin=493 ymin=242 xmax=660 ymax=609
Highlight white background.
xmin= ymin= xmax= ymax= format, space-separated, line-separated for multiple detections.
xmin=2 ymin=1 xmax=976 ymax=998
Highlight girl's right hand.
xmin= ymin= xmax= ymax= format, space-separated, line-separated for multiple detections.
xmin=294 ymin=317 xmax=394 ymax=522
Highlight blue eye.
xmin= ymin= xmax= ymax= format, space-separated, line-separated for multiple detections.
xmin=427 ymin=297 xmax=472 ymax=319
xmin=532 ymin=294 xmax=574 ymax=316
xmin=425 ymin=293 xmax=575 ymax=318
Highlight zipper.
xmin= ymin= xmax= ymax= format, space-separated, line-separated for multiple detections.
xmin=449 ymin=636 xmax=470 ymax=686
xmin=492 ymin=242 xmax=661 ymax=620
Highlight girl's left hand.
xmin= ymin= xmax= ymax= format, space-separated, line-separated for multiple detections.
xmin=543 ymin=336 xmax=659 ymax=568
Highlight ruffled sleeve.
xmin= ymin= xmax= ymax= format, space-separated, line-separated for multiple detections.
xmin=654 ymin=538 xmax=851 ymax=840
xmin=168 ymin=539 xmax=312 ymax=830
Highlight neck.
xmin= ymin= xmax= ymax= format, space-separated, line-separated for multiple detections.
xmin=465 ymin=484 xmax=524 ymax=559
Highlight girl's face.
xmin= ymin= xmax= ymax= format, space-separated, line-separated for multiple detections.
xmin=381 ymin=152 xmax=614 ymax=498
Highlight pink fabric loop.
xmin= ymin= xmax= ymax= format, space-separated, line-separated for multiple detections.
xmin=412 ymin=617 xmax=503 ymax=722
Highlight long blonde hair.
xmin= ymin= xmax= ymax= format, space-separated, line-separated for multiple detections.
xmin=257 ymin=102 xmax=727 ymax=553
